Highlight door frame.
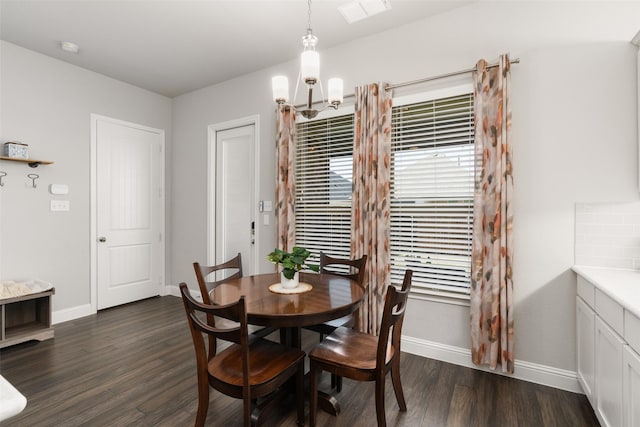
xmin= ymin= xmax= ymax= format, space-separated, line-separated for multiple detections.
xmin=207 ymin=115 xmax=260 ymax=273
xmin=90 ymin=113 xmax=166 ymax=313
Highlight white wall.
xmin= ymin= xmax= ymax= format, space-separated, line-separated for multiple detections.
xmin=0 ymin=41 xmax=172 ymax=314
xmin=171 ymin=2 xmax=639 ymax=390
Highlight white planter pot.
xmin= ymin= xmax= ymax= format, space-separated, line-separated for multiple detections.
xmin=280 ymin=271 xmax=299 ymax=289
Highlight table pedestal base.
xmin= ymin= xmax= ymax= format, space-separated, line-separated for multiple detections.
xmin=317 ymin=391 xmax=341 ymax=416
xmin=249 ymin=387 xmax=340 ymax=425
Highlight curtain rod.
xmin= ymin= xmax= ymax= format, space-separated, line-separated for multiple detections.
xmin=294 ymin=57 xmax=520 ymax=109
xmin=385 ymin=57 xmax=520 ymax=91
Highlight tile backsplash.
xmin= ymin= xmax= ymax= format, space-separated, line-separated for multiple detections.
xmin=575 ymin=201 xmax=640 ymax=270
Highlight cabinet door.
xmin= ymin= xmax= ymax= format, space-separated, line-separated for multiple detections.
xmin=595 ymin=316 xmax=624 ymax=427
xmin=623 ymin=346 xmax=640 ymax=427
xmin=576 ymin=296 xmax=595 ymax=402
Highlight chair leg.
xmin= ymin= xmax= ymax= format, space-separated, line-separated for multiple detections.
xmin=391 ymin=358 xmax=407 ymax=411
xmin=296 ymin=362 xmax=305 ymax=426
xmin=375 ymin=374 xmax=387 ymax=427
xmin=244 ymin=394 xmax=251 ymax=427
xmin=195 ymin=378 xmax=209 ymax=427
xmin=309 ymin=364 xmax=319 ymax=427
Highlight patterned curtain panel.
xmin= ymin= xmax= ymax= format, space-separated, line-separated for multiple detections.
xmin=351 ymin=82 xmax=393 ymax=335
xmin=470 ymin=54 xmax=515 ymax=373
xmin=275 ymin=106 xmax=296 ymax=252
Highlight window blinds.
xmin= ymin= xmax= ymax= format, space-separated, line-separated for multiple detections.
xmin=390 ymin=93 xmax=474 ymax=298
xmin=295 ymin=115 xmax=354 ymax=264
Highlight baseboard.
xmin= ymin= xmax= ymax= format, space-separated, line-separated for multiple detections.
xmin=165 ymin=284 xmax=201 ymax=301
xmin=165 ymin=284 xmax=180 ymax=298
xmin=51 ymin=287 xmax=187 ymax=325
xmin=401 ymin=335 xmax=583 ymax=394
xmin=52 ymin=303 xmax=94 ymax=325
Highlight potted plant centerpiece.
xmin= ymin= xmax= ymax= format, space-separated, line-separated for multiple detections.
xmin=267 ymin=246 xmax=319 ymax=289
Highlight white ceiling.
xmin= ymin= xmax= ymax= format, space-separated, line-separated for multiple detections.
xmin=0 ymin=0 xmax=472 ymax=98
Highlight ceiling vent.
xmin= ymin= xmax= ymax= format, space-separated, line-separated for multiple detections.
xmin=338 ymin=0 xmax=391 ymax=24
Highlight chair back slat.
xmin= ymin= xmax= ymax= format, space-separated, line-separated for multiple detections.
xmin=193 ymin=253 xmax=243 ymax=304
xmin=319 ymin=252 xmax=368 ymax=288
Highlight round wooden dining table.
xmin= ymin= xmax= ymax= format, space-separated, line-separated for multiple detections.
xmin=209 ymin=272 xmax=365 ymax=329
xmin=209 ymin=271 xmax=364 ymax=419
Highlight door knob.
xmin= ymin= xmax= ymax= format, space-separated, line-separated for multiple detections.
xmin=98 ymin=237 xmax=107 ymax=242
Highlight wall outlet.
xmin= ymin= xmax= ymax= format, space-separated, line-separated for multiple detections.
xmin=50 ymin=200 xmax=70 ymax=212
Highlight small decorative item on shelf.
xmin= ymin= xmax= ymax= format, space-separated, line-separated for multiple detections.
xmin=3 ymin=142 xmax=29 ymax=159
xmin=267 ymin=246 xmax=319 ymax=289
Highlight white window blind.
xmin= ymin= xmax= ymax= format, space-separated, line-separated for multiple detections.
xmin=390 ymin=92 xmax=474 ymax=299
xmin=295 ymin=115 xmax=354 ymax=265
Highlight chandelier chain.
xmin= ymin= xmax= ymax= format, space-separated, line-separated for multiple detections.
xmin=307 ymin=0 xmax=312 ymax=33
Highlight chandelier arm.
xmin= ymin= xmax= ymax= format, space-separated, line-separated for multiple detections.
xmin=317 ymin=79 xmax=326 ymax=107
xmin=292 ymin=69 xmax=302 ymax=107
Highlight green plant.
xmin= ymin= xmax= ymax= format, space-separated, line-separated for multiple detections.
xmin=267 ymin=246 xmax=320 ymax=279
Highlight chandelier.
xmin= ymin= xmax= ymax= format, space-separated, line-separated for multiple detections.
xmin=272 ymin=0 xmax=343 ymax=119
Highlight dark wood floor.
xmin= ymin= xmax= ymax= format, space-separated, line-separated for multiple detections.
xmin=0 ymin=296 xmax=599 ymax=427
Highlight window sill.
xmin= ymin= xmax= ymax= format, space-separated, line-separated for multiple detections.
xmin=408 ymin=290 xmax=470 ymax=307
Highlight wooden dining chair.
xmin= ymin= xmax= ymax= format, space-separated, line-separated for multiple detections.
xmin=303 ymin=252 xmax=367 ymax=391
xmin=304 ymin=252 xmax=368 ymax=337
xmin=179 ymin=283 xmax=305 ymax=427
xmin=308 ymin=270 xmax=413 ymax=427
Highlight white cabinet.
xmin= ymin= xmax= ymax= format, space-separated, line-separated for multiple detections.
xmin=576 ymin=296 xmax=595 ymax=402
xmin=623 ymin=345 xmax=640 ymax=427
xmin=575 ymin=270 xmax=640 ymax=427
xmin=595 ymin=316 xmax=624 ymax=427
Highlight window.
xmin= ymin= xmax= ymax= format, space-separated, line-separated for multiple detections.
xmin=390 ymin=91 xmax=474 ymax=299
xmin=295 ymin=114 xmax=354 ymax=264
xmin=294 ymin=87 xmax=474 ymax=299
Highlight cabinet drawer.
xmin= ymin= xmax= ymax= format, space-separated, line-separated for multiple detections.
xmin=626 ymin=311 xmax=640 ymax=354
xmin=577 ymin=276 xmax=595 ymax=308
xmin=596 ymin=289 xmax=624 ymax=336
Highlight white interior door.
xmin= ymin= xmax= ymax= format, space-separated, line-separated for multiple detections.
xmin=96 ymin=117 xmax=163 ymax=309
xmin=214 ymin=125 xmax=255 ymax=274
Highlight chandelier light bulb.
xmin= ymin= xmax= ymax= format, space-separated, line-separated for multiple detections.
xmin=328 ymin=78 xmax=344 ymax=106
xmin=272 ymin=76 xmax=289 ymax=104
xmin=301 ymin=50 xmax=319 ymax=85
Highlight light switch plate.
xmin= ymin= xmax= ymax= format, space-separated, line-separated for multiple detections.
xmin=49 ymin=184 xmax=69 ymax=195
xmin=263 ymin=201 xmax=273 ymax=212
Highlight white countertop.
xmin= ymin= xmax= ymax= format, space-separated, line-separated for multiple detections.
xmin=573 ymin=265 xmax=640 ymax=319
xmin=0 ymin=375 xmax=27 ymax=422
